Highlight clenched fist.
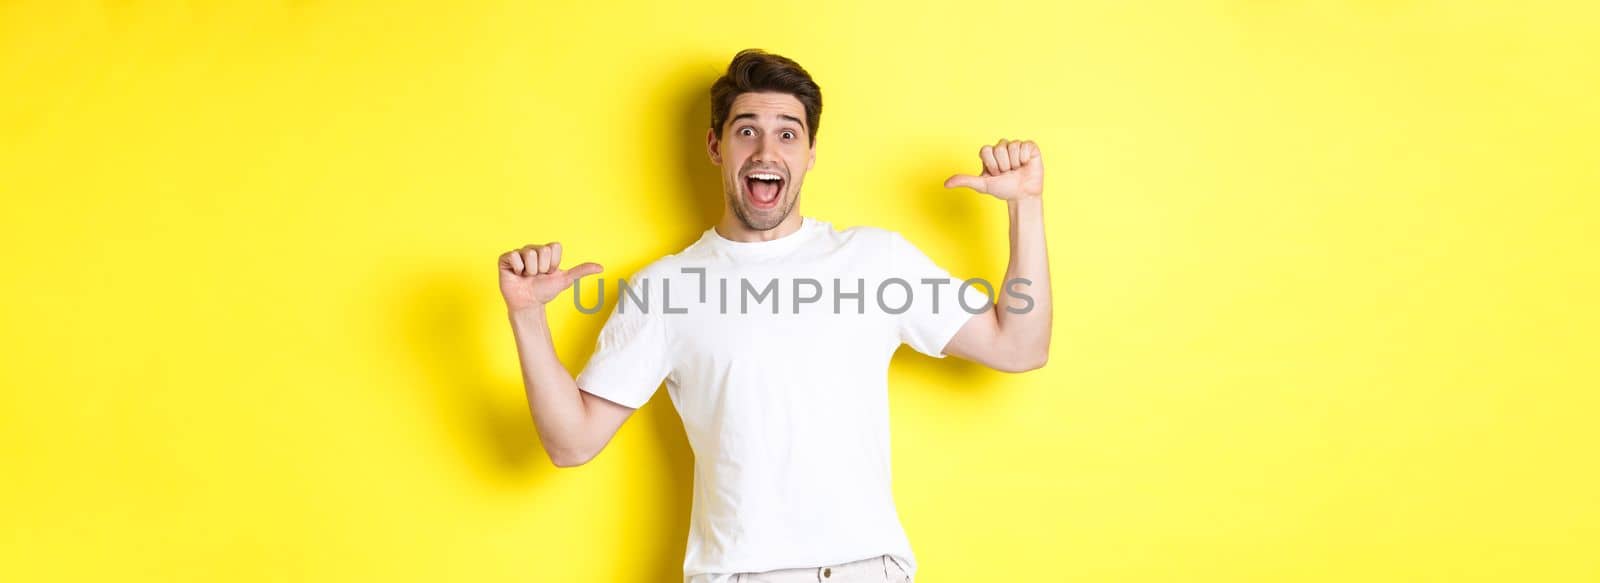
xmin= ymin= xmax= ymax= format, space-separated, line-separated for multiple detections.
xmin=498 ymin=242 xmax=604 ymax=313
xmin=943 ymin=138 xmax=1044 ymax=200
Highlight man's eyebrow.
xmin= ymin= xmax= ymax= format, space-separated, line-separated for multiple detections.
xmin=729 ymin=112 xmax=807 ymax=130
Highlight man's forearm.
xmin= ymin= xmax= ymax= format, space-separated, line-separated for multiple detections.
xmin=998 ymin=196 xmax=1052 ymax=367
xmin=507 ymin=306 xmax=595 ymax=464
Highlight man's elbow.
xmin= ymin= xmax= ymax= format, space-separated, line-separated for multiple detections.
xmin=997 ymin=344 xmax=1049 ymax=373
xmin=546 ymin=444 xmax=600 ymax=468
xmin=1018 ymin=351 xmax=1049 ymax=372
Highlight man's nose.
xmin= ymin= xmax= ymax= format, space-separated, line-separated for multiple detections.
xmin=751 ymin=139 xmax=779 ymax=164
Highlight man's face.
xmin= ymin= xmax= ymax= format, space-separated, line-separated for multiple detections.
xmin=708 ymin=92 xmax=815 ymax=231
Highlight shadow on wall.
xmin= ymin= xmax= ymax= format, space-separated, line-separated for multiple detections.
xmin=891 ymin=146 xmax=1007 ymax=390
xmin=666 ymin=61 xmax=729 ymax=245
xmin=397 ymin=275 xmax=558 ymax=481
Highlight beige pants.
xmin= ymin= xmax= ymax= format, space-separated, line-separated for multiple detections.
xmin=734 ymin=554 xmax=912 ymax=582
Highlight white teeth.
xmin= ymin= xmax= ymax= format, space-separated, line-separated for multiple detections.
xmin=748 ymin=173 xmax=782 ymax=181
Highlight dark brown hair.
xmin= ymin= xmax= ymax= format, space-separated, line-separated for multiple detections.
xmin=710 ymin=49 xmax=822 ymax=145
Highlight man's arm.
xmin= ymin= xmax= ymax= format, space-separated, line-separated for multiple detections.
xmin=940 ymin=139 xmax=1053 ymax=372
xmin=499 ymin=243 xmax=634 ymax=467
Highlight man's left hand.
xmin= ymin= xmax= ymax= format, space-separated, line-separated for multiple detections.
xmin=944 ymin=138 xmax=1044 ymax=200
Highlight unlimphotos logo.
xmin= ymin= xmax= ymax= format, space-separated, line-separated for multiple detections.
xmin=572 ymin=268 xmax=1035 ymax=316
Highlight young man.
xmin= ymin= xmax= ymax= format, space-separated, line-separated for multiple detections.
xmin=497 ymin=49 xmax=1051 ymax=583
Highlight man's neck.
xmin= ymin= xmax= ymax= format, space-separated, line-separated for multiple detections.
xmin=714 ymin=212 xmax=805 ymax=242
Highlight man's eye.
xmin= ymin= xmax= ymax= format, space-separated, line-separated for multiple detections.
xmin=740 ymin=128 xmax=755 ymax=137
xmin=782 ymin=131 xmax=795 ymax=140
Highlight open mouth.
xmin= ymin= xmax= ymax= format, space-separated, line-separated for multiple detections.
xmin=742 ymin=169 xmax=785 ymax=209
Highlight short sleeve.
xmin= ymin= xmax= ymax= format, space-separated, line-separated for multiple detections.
xmin=574 ymin=276 xmax=672 ymax=408
xmin=887 ymin=233 xmax=991 ymax=358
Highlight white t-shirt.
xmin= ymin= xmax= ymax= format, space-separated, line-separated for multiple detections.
xmin=575 ymin=217 xmax=989 ymax=583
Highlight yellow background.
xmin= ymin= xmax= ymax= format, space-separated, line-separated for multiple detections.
xmin=3 ymin=1 xmax=1597 ymax=581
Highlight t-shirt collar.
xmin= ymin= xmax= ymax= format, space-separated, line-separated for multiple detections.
xmin=702 ymin=216 xmax=822 ymax=255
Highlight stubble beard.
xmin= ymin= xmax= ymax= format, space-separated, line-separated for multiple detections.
xmin=727 ymin=176 xmax=801 ymax=232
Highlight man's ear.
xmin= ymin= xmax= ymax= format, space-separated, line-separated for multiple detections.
xmin=706 ymin=128 xmax=722 ymax=166
xmin=807 ymin=143 xmax=816 ymax=171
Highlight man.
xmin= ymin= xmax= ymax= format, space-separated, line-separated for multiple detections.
xmin=496 ymin=49 xmax=1051 ymax=583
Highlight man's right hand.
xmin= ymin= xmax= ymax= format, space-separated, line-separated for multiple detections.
xmin=497 ymin=242 xmax=604 ymax=313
